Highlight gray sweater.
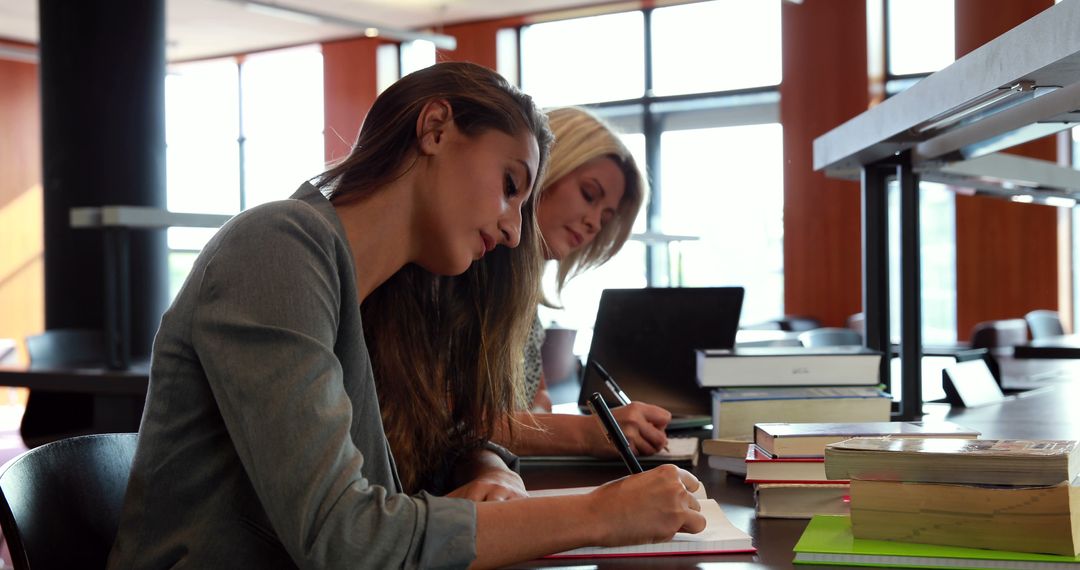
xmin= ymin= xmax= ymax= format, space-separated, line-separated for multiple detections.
xmin=108 ymin=183 xmax=477 ymax=569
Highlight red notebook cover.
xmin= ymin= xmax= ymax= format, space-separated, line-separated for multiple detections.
xmin=745 ymin=445 xmax=850 ymax=484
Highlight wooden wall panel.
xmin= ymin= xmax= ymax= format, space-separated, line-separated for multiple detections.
xmin=322 ymin=37 xmax=380 ymax=165
xmin=0 ymin=46 xmax=43 ymax=364
xmin=954 ymin=0 xmax=1057 ymax=341
xmin=780 ymin=0 xmax=868 ymax=327
xmin=436 ymin=18 xmax=522 ymax=70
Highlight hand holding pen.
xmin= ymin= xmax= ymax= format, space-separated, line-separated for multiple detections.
xmin=587 ymin=391 xmax=643 ymax=474
xmin=588 ymin=361 xmax=671 ymax=455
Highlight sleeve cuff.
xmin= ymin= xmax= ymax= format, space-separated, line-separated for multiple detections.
xmin=416 ymin=492 xmax=478 ymax=569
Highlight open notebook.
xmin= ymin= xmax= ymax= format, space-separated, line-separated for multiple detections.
xmin=520 ymin=436 xmax=700 ymax=467
xmin=528 ymin=485 xmax=754 ymax=558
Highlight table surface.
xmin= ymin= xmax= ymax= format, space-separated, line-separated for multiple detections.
xmin=514 ymin=381 xmax=1080 ymax=569
xmin=0 ymin=362 xmax=149 ymax=395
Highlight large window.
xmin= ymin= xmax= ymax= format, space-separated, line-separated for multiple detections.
xmin=886 ymin=0 xmax=955 ymax=77
xmin=515 ymin=1 xmax=783 ymax=356
xmin=882 ymin=0 xmax=958 ymax=345
xmin=164 ymin=46 xmax=324 ymax=298
xmin=520 ymin=12 xmax=644 ymax=107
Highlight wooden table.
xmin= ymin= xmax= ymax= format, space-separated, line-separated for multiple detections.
xmin=0 ymin=363 xmax=149 ymax=439
xmin=514 ymin=381 xmax=1080 ymax=568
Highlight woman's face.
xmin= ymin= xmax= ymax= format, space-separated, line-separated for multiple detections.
xmin=416 ymin=117 xmax=540 ymax=276
xmin=536 ymin=156 xmax=626 ymax=260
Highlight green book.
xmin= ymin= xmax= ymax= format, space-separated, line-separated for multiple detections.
xmin=793 ymin=515 xmax=1080 ymax=569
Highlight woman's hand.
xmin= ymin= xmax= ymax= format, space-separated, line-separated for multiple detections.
xmin=585 ymin=401 xmax=672 ymax=457
xmin=586 ymin=465 xmax=707 ymax=546
xmin=447 ymin=449 xmax=528 ymax=502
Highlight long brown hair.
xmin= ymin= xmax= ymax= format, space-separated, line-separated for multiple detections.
xmin=316 ymin=62 xmax=553 ymax=492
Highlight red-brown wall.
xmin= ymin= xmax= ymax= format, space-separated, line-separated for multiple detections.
xmin=0 ymin=40 xmax=43 ymax=366
xmin=780 ymin=0 xmax=868 ymax=327
xmin=322 ymin=37 xmax=381 ymax=165
xmin=953 ymin=0 xmax=1058 ymax=341
xmin=437 ymin=19 xmax=514 ymax=69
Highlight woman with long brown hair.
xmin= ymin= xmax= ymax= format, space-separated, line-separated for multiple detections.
xmin=108 ymin=62 xmax=704 ymax=569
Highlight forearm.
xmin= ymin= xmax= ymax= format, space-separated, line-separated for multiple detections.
xmin=451 ymin=447 xmax=510 ymax=488
xmin=492 ymin=412 xmax=594 ymax=456
xmin=472 ymin=494 xmax=598 ymax=569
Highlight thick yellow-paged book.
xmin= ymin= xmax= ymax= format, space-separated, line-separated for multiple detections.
xmin=849 ymin=477 xmax=1080 ymax=556
xmin=824 ymin=438 xmax=1079 ymax=486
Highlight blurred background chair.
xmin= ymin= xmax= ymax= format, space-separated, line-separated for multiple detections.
xmin=969 ymin=318 xmax=1029 ymax=383
xmin=21 ymin=330 xmax=105 ymax=448
xmin=797 ymin=327 xmax=863 ymax=348
xmin=1024 ymin=310 xmax=1065 ymax=340
xmin=0 ymin=433 xmax=137 ymax=570
xmin=969 ymin=318 xmax=1028 ymax=350
xmin=846 ymin=312 xmax=865 ymax=338
xmin=742 ymin=315 xmax=822 ymax=332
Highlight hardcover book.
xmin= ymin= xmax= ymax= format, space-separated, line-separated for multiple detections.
xmin=754 ymin=420 xmax=979 ymax=458
xmin=849 ymin=477 xmax=1080 ymax=556
xmin=745 ymin=445 xmax=836 ymax=483
xmin=793 ymin=515 xmax=1080 ymax=569
xmin=707 ymin=453 xmax=748 ymax=476
xmin=696 ymin=346 xmax=882 ymax=388
xmin=756 ymin=483 xmax=850 ymax=519
xmin=711 ymin=386 xmax=891 ymax=438
xmin=825 ymin=438 xmax=1080 ymax=486
xmin=702 ymin=435 xmax=754 ymax=457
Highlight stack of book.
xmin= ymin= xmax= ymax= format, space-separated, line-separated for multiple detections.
xmin=747 ymin=421 xmax=979 ymax=520
xmin=696 ymin=347 xmax=891 ymax=476
xmin=824 ymin=437 xmax=1080 ymax=557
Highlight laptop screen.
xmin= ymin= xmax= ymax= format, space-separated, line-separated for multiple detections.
xmin=578 ymin=287 xmax=744 ymax=417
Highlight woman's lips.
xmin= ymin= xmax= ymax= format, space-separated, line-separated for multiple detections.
xmin=566 ymin=227 xmax=583 ymax=248
xmin=480 ymin=232 xmax=496 ymax=252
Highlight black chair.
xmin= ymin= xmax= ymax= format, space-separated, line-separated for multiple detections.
xmin=797 ymin=327 xmax=863 ymax=348
xmin=21 ymin=330 xmax=106 ymax=448
xmin=0 ymin=433 xmax=137 ymax=570
xmin=1025 ymin=310 xmax=1065 ymax=340
xmin=969 ymin=318 xmax=1029 ymax=384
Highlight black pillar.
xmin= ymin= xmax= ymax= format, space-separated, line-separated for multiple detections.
xmin=39 ymin=0 xmax=168 ymax=361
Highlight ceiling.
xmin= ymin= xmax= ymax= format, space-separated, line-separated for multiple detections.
xmin=0 ymin=0 xmax=617 ymax=62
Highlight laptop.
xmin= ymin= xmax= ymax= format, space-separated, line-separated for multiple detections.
xmin=577 ymin=287 xmax=745 ymax=424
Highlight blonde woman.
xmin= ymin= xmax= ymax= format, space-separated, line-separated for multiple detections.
xmin=495 ymin=106 xmax=674 ymax=458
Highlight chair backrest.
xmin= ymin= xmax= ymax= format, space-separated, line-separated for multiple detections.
xmin=25 ymin=329 xmax=106 ymax=367
xmin=1025 ymin=310 xmax=1065 ymax=340
xmin=798 ymin=327 xmax=864 ymax=348
xmin=776 ymin=315 xmax=822 ymax=332
xmin=540 ymin=327 xmax=579 ymax=386
xmin=970 ymin=318 xmax=1028 ymax=349
xmin=846 ymin=312 xmax=866 ymax=336
xmin=0 ymin=433 xmax=137 ymax=570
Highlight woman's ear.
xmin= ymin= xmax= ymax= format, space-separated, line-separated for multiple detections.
xmin=416 ymin=99 xmax=453 ymax=156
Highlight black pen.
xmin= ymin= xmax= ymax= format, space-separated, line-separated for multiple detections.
xmin=586 ymin=391 xmax=643 ymax=474
xmin=590 ymin=360 xmax=631 ymax=406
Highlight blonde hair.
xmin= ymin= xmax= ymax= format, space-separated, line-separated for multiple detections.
xmin=541 ymin=107 xmax=646 ymax=301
